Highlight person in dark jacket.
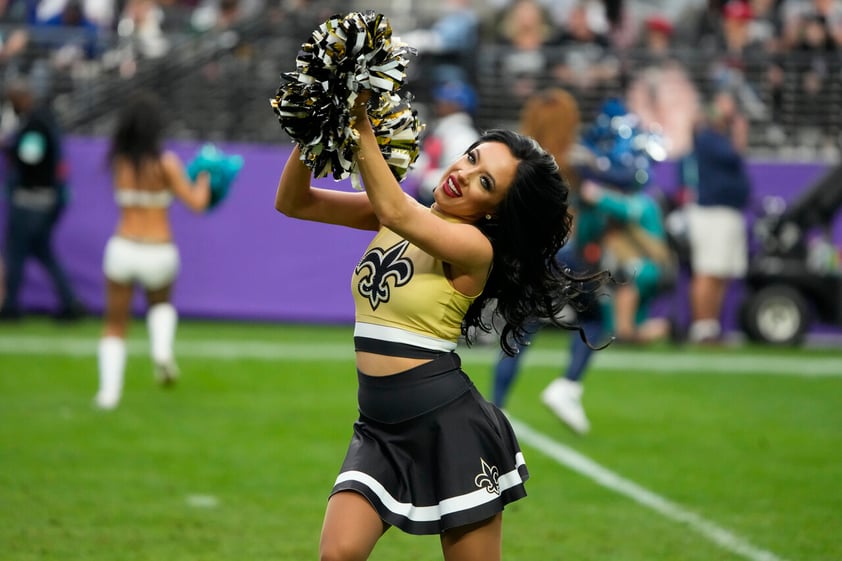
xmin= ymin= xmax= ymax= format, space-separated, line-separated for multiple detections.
xmin=0 ymin=77 xmax=84 ymax=320
xmin=681 ymin=87 xmax=752 ymax=343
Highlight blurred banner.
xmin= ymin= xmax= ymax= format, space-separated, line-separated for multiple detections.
xmin=2 ymin=138 xmax=840 ymax=332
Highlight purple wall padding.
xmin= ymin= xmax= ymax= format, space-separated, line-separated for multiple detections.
xmin=1 ymin=137 xmax=375 ymax=322
xmin=2 ymin=137 xmax=840 ymax=332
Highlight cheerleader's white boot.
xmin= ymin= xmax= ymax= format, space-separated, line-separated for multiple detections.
xmin=147 ymin=303 xmax=179 ymax=386
xmin=95 ymin=336 xmax=126 ymax=410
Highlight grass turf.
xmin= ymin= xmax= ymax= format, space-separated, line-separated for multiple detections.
xmin=1 ymin=318 xmax=840 ymax=560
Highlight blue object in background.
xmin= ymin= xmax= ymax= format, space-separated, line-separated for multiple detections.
xmin=432 ymin=80 xmax=477 ymax=115
xmin=186 ymin=144 xmax=244 ymax=210
xmin=579 ymin=97 xmax=665 ymax=193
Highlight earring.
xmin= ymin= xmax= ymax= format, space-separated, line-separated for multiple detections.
xmin=485 ymin=214 xmax=492 ymax=220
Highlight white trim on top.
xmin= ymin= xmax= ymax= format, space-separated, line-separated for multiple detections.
xmin=353 ymin=322 xmax=457 ymax=352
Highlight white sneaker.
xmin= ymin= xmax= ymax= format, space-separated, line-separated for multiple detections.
xmin=155 ymin=361 xmax=179 ymax=386
xmin=541 ymin=378 xmax=590 ymax=434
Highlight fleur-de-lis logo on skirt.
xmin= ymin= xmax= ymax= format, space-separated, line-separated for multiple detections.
xmin=474 ymin=458 xmax=500 ymax=495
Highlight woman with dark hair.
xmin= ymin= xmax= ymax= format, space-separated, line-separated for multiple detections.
xmin=490 ymin=87 xmax=606 ymax=436
xmin=275 ymin=92 xmax=608 ymax=560
xmin=94 ymin=91 xmax=210 ymax=410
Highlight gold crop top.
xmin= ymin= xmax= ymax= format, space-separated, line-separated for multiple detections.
xmin=352 ymin=225 xmax=482 ymax=354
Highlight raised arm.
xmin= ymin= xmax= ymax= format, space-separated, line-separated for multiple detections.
xmin=274 ymin=145 xmax=380 ymax=231
xmin=162 ymin=151 xmax=210 ymax=212
xmin=351 ymin=103 xmax=492 ymax=272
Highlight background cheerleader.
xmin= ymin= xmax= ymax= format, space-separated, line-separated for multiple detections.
xmin=95 ymin=90 xmax=214 ymax=410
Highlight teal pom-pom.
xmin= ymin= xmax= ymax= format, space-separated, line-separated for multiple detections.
xmin=187 ymin=144 xmax=244 ymax=210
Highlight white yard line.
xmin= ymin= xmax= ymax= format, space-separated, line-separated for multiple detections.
xmin=1 ymin=335 xmax=840 ymax=377
xmin=509 ymin=417 xmax=791 ymax=561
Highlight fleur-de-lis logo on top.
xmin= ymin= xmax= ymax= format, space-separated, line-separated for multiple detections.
xmin=474 ymin=458 xmax=500 ymax=495
xmin=356 ymin=240 xmax=414 ymax=310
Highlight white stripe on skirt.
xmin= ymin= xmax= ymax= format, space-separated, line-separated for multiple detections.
xmin=334 ymin=452 xmax=527 ymax=522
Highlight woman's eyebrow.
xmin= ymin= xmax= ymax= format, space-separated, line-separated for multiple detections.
xmin=474 ymin=148 xmax=497 ymax=189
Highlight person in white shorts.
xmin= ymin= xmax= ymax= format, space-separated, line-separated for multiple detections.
xmin=95 ymin=91 xmax=211 ymax=410
xmin=682 ymin=88 xmax=751 ymax=343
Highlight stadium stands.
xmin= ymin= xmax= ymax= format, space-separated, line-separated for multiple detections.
xmin=0 ymin=1 xmax=839 ymax=161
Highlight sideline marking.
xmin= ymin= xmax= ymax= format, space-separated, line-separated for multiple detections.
xmin=509 ymin=417 xmax=791 ymax=561
xmin=0 ymin=335 xmax=840 ymax=377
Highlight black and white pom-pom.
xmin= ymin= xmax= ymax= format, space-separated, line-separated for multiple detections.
xmin=270 ymin=11 xmax=424 ymax=187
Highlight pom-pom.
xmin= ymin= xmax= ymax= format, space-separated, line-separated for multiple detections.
xmin=270 ymin=11 xmax=424 ymax=187
xmin=186 ymin=144 xmax=244 ymax=210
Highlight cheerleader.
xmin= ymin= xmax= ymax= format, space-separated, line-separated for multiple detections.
xmin=272 ymin=13 xmax=608 ymax=559
xmin=95 ymin=91 xmax=221 ymax=410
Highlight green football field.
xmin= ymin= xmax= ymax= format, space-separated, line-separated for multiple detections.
xmin=1 ymin=318 xmax=840 ymax=561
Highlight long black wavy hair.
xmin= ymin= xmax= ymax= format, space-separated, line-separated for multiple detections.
xmin=107 ymin=90 xmax=165 ymax=172
xmin=461 ymin=129 xmax=611 ymax=356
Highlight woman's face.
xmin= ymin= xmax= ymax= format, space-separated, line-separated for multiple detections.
xmin=433 ymin=141 xmax=519 ymax=222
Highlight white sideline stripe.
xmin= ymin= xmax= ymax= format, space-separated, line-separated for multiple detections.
xmin=509 ymin=418 xmax=790 ymax=561
xmin=1 ymin=335 xmax=840 ymax=377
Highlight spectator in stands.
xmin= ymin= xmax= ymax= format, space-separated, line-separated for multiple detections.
xmin=116 ymin=0 xmax=170 ymax=62
xmin=779 ymin=2 xmax=842 ymax=153
xmin=747 ymin=0 xmax=785 ymax=52
xmin=692 ymin=0 xmax=730 ymax=53
xmin=553 ymin=0 xmax=619 ymax=95
xmin=34 ymin=0 xmax=114 ymax=28
xmin=39 ymin=0 xmax=103 ymax=63
xmin=191 ymin=0 xmax=264 ymax=33
xmin=490 ymin=88 xmax=607 ymax=436
xmin=708 ymin=1 xmax=770 ymax=121
xmin=782 ymin=0 xmax=842 ymax=48
xmin=491 ymin=0 xmax=562 ymax=105
xmin=638 ymin=15 xmax=674 ymax=65
xmin=0 ymin=27 xmax=29 ymax=64
xmin=402 ymin=0 xmax=480 ymax=87
xmin=0 ymin=77 xmax=85 ymax=321
xmin=626 ymin=15 xmax=700 ymax=158
xmin=94 ymin=90 xmax=211 ymax=410
xmin=413 ymin=80 xmax=480 ymax=207
xmin=681 ymin=87 xmax=752 ymax=344
xmin=750 ymin=0 xmax=788 ymax=146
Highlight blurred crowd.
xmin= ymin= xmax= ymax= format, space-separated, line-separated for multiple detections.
xmin=409 ymin=0 xmax=842 ymax=161
xmin=0 ymin=0 xmax=840 ymax=157
xmin=0 ymin=0 xmax=342 ymax=138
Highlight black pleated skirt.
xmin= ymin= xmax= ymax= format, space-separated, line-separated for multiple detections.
xmin=330 ymin=352 xmax=529 ymax=535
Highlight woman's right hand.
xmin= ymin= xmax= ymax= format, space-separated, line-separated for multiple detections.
xmin=351 ymin=90 xmax=372 ymax=125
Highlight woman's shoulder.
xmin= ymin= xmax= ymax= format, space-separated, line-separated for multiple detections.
xmin=160 ymin=150 xmax=183 ymax=167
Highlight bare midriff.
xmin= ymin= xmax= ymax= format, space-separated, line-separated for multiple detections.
xmin=355 ymin=351 xmax=434 ymax=377
xmin=113 ymin=157 xmax=172 ymax=243
xmin=115 ymin=207 xmax=172 ymax=243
